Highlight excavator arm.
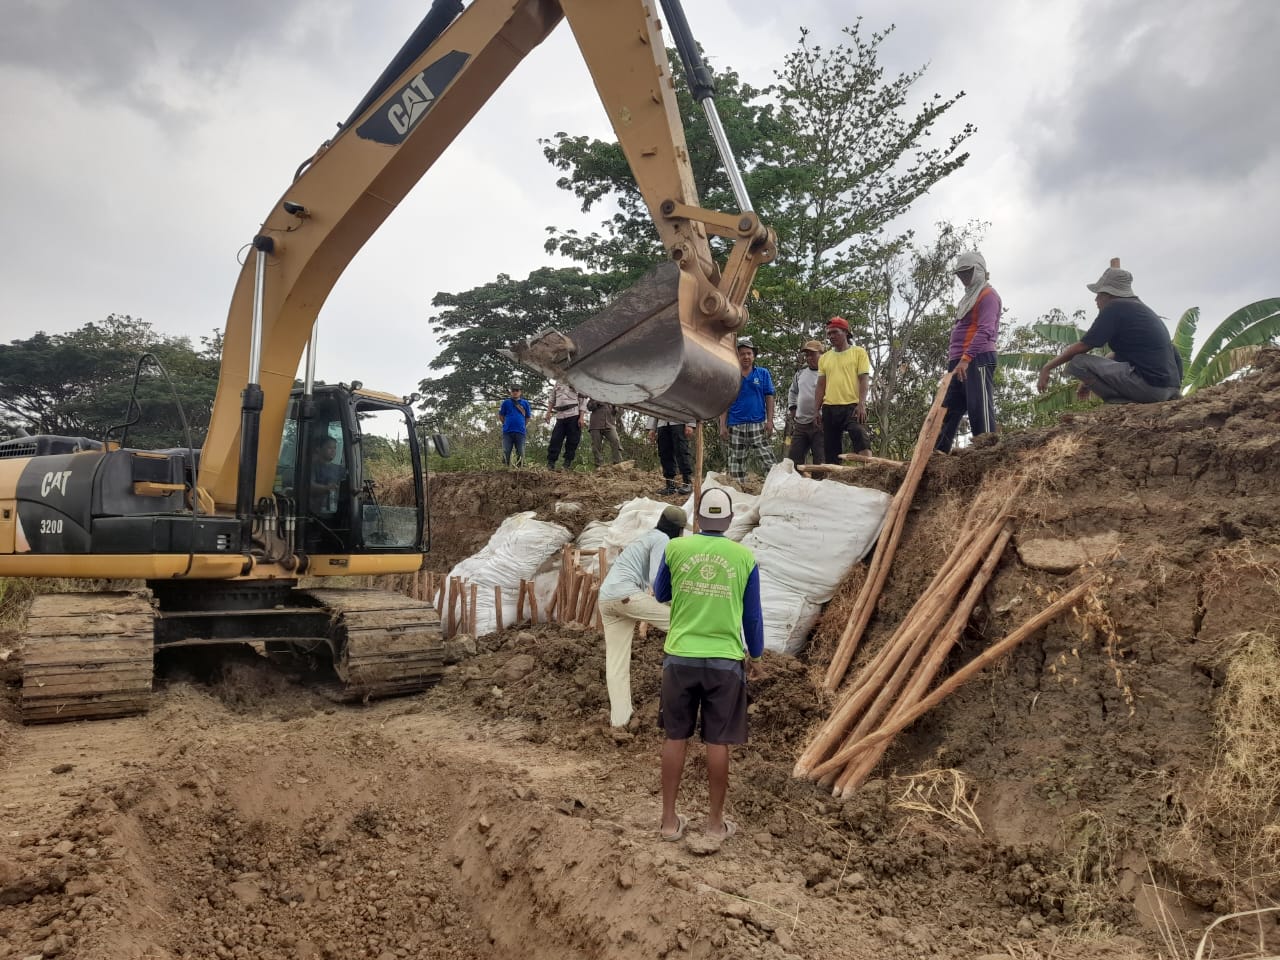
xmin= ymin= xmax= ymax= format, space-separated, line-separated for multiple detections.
xmin=199 ymin=0 xmax=775 ymax=512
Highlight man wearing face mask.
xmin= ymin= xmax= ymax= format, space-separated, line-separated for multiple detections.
xmin=936 ymin=251 xmax=1002 ymax=454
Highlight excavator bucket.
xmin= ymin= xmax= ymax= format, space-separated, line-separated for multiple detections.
xmin=506 ymin=261 xmax=740 ymax=422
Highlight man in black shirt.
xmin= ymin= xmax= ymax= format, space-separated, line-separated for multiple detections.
xmin=1037 ymin=261 xmax=1182 ymax=404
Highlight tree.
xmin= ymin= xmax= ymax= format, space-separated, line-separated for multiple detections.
xmin=417 ymin=267 xmax=624 ymax=416
xmin=0 ymin=316 xmax=221 ymax=448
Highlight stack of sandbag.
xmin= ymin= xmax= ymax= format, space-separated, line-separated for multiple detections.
xmin=742 ymin=461 xmax=892 ymax=655
xmin=445 ymin=511 xmax=572 ymax=636
xmin=576 ymin=497 xmax=679 ymax=571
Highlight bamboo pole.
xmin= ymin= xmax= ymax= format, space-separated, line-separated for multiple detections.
xmin=838 ymin=452 xmax=906 ymax=467
xmin=825 ymin=578 xmax=1096 ymax=772
xmin=830 ymin=524 xmax=1015 ymax=796
xmin=815 ymin=522 xmax=1013 ymax=788
xmin=494 ymin=585 xmax=504 ymax=633
xmin=796 ymin=463 xmax=872 ymax=477
xmin=823 ymin=373 xmax=953 ymax=691
xmin=796 ymin=514 xmax=1009 ymax=779
xmin=693 ymin=425 xmax=704 ymax=532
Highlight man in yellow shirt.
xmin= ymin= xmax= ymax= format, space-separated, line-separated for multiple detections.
xmin=814 ymin=316 xmax=872 ymax=463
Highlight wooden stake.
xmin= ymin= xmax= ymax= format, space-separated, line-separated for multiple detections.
xmin=527 ymin=583 xmax=540 ymax=624
xmin=469 ymin=582 xmax=478 ymax=635
xmin=494 ymin=584 xmax=504 ymax=633
xmin=516 ymin=580 xmax=527 ymax=623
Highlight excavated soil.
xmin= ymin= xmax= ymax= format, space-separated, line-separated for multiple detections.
xmin=4 ymin=354 xmax=1280 ymax=959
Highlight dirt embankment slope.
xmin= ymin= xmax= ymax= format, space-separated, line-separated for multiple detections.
xmin=2 ymin=353 xmax=1279 ymax=960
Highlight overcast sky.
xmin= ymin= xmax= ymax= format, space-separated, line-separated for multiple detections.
xmin=2 ymin=0 xmax=1277 ymax=402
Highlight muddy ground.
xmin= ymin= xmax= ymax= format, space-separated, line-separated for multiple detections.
xmin=3 ymin=354 xmax=1280 ymax=959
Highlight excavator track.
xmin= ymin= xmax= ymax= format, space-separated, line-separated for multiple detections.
xmin=300 ymin=588 xmax=445 ymax=702
xmin=21 ymin=592 xmax=155 ymax=724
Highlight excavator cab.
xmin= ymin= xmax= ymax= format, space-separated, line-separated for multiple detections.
xmin=273 ymin=385 xmax=425 ymax=557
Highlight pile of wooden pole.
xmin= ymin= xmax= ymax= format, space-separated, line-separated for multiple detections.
xmin=798 ymin=456 xmax=1098 ymax=797
xmin=545 ymin=544 xmax=608 ymax=630
xmin=410 ymin=544 xmax=614 ymax=640
xmin=822 ymin=372 xmax=954 ymax=692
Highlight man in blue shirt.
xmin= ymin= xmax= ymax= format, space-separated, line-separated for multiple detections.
xmin=653 ymin=488 xmax=764 ymax=843
xmin=717 ymin=338 xmax=776 ymax=486
xmin=497 ymin=384 xmax=531 ymax=466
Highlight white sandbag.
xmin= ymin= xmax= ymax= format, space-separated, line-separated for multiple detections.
xmin=446 ymin=511 xmax=573 ymax=636
xmin=743 ymin=460 xmax=892 ymax=655
xmin=577 ymin=497 xmax=678 ymax=566
xmin=757 ymin=568 xmax=824 ymax=656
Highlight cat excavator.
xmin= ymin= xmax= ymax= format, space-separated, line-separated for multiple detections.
xmin=0 ymin=0 xmax=775 ymax=723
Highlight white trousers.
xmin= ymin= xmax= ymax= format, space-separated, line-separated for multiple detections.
xmin=599 ymin=592 xmax=671 ymax=727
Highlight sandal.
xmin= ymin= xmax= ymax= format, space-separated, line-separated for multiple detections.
xmin=707 ymin=819 xmax=738 ymax=841
xmin=660 ymin=814 xmax=688 ymax=842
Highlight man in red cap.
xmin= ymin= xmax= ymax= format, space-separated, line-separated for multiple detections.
xmin=814 ymin=317 xmax=872 ymax=462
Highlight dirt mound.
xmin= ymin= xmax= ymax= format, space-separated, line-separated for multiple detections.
xmin=4 ymin=353 xmax=1280 ymax=958
xmin=425 ymin=464 xmax=675 ymax=572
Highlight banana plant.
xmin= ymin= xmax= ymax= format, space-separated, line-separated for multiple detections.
xmin=999 ymin=297 xmax=1280 ymax=416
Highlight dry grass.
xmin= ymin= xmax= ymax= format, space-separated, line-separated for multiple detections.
xmin=1202 ymin=542 xmax=1280 ymax=608
xmin=0 ymin=577 xmax=135 ymax=633
xmin=890 ymin=767 xmax=983 ymax=834
xmin=1170 ymin=631 xmax=1280 ymax=908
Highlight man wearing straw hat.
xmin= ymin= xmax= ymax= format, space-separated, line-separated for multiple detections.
xmin=1037 ymin=260 xmax=1182 ymax=404
xmin=653 ymin=488 xmax=763 ymax=843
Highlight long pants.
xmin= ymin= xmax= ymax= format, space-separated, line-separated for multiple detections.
xmin=936 ymin=352 xmax=998 ymax=453
xmin=786 ymin=419 xmax=824 ymax=465
xmin=599 ymin=592 xmax=671 ymax=726
xmin=548 ymin=416 xmax=582 ymax=469
xmin=822 ymin=405 xmax=870 ymax=463
xmin=1067 ymin=353 xmax=1180 ymax=404
xmin=590 ymin=427 xmax=623 ymax=466
xmin=501 ymin=431 xmax=526 ymax=466
xmin=656 ymin=424 xmax=692 ymax=481
xmin=727 ymin=421 xmax=775 ymax=484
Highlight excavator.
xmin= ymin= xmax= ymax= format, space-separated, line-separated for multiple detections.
xmin=0 ymin=0 xmax=775 ymax=723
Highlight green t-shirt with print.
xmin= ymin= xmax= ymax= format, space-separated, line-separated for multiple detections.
xmin=663 ymin=534 xmax=756 ymax=660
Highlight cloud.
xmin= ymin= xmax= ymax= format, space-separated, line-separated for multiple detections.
xmin=1028 ymin=0 xmax=1280 ymax=190
xmin=0 ymin=0 xmax=347 ymax=123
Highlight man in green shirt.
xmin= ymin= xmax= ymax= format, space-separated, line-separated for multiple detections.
xmin=653 ymin=488 xmax=765 ymax=842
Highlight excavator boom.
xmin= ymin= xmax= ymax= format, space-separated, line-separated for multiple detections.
xmin=199 ymin=0 xmax=774 ymax=512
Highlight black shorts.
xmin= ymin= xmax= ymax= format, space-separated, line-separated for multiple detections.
xmin=658 ymin=655 xmax=749 ymax=744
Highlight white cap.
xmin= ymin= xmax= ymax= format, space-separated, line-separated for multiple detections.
xmin=697 ymin=488 xmax=734 ymax=532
